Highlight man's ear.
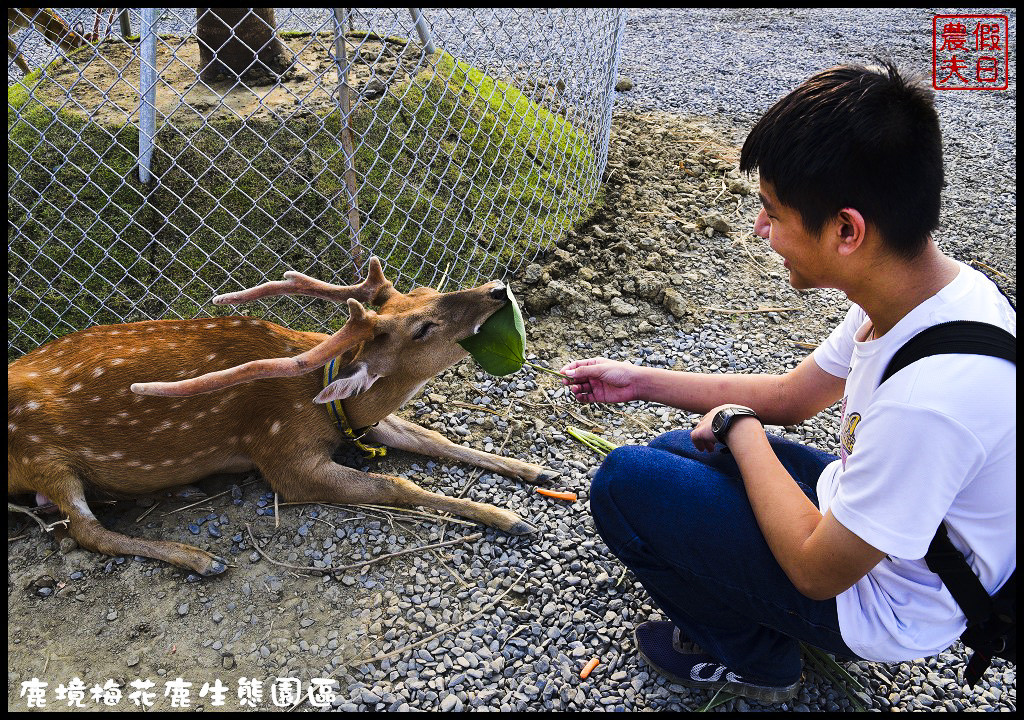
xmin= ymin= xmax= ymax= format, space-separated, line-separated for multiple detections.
xmin=314 ymin=361 xmax=379 ymax=403
xmin=835 ymin=207 xmax=867 ymax=257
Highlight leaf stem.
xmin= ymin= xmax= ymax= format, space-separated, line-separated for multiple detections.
xmin=524 ymin=360 xmax=571 ymax=379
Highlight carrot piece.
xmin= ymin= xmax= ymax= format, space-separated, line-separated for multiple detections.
xmin=579 ymin=657 xmax=600 ymax=679
xmin=536 ymin=488 xmax=578 ymax=502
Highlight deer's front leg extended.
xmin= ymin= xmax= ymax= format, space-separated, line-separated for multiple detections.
xmin=264 ymin=457 xmax=535 ymax=535
xmin=365 ymin=415 xmax=560 ymax=484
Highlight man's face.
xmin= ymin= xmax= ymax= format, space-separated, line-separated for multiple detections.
xmin=753 ymin=181 xmax=831 ymax=291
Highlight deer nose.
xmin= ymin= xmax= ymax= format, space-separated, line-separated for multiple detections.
xmin=488 ymin=282 xmax=507 ymax=300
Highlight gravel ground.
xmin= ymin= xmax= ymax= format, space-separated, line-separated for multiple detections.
xmin=8 ymin=8 xmax=1016 ymax=713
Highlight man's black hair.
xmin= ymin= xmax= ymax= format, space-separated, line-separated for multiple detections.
xmin=740 ymin=61 xmax=943 ymax=259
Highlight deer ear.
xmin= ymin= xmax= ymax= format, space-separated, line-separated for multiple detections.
xmin=314 ymin=361 xmax=380 ymax=403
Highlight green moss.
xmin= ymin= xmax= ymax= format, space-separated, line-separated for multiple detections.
xmin=8 ymin=48 xmax=600 ymax=357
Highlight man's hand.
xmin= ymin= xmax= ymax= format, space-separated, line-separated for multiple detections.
xmin=560 ymin=358 xmax=642 ymax=404
xmin=692 ymin=404 xmax=764 ymax=451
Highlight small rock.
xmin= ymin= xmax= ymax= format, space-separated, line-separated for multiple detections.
xmin=662 ymin=288 xmax=688 ymax=319
xmin=610 ymin=297 xmax=638 ymax=316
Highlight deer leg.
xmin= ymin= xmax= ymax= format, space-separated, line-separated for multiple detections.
xmin=9 ymin=37 xmax=32 ymax=74
xmin=364 ymin=415 xmax=560 ymax=485
xmin=31 ymin=466 xmax=227 ymax=576
xmin=264 ymin=457 xmax=537 ymax=535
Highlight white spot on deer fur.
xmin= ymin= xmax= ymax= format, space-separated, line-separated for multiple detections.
xmin=8 ymin=423 xmax=16 ymax=432
xmin=26 ymin=371 xmax=38 ymax=378
xmin=49 ymin=366 xmax=63 ymax=374
xmin=28 ymin=435 xmax=40 ymax=442
xmin=74 ymin=497 xmax=96 ymax=519
xmin=70 ymin=383 xmax=83 ymax=392
xmin=270 ymin=421 xmax=281 ymax=434
xmin=180 ymin=422 xmax=192 ymax=431
xmin=206 ymin=354 xmax=217 ymax=362
xmin=54 ymin=426 xmax=67 ymax=435
xmin=109 ymin=451 xmax=124 ymax=459
xmin=111 ymin=358 xmax=125 ymax=366
xmin=127 ymin=460 xmax=140 ymax=467
xmin=90 ymin=396 xmax=101 ymax=403
xmin=92 ymin=367 xmax=105 ymax=378
xmin=160 ymin=459 xmax=175 ymax=467
xmin=231 ymin=320 xmax=242 ymax=326
xmin=140 ymin=464 xmax=154 ymax=470
xmin=204 ymin=323 xmax=216 ymax=329
xmin=25 ymin=402 xmax=40 ymax=411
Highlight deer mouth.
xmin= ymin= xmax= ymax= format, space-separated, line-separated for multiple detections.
xmin=470 ymin=285 xmax=511 ymax=336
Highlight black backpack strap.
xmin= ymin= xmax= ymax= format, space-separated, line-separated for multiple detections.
xmin=879 ymin=320 xmax=1016 ymax=385
xmin=925 ymin=523 xmax=994 ymax=625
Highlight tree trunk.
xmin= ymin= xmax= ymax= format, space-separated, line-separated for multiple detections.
xmin=196 ymin=8 xmax=289 ymax=83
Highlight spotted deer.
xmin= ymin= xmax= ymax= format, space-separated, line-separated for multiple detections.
xmin=8 ymin=258 xmax=557 ymax=576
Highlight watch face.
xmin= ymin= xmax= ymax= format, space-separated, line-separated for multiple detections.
xmin=711 ymin=411 xmax=728 ymax=434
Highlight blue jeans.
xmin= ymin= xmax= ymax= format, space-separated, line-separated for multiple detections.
xmin=590 ymin=429 xmax=862 ymax=685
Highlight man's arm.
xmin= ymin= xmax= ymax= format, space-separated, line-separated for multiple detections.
xmin=709 ymin=415 xmax=886 ymax=600
xmin=634 ymin=353 xmax=845 ymax=426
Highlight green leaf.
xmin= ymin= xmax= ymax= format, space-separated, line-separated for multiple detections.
xmin=458 ymin=285 xmax=526 ymax=376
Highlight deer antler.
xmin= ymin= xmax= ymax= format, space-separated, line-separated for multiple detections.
xmin=212 ymin=256 xmax=395 ymax=307
xmin=131 ymin=300 xmax=376 ymax=397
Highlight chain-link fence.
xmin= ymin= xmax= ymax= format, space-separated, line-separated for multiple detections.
xmin=8 ymin=8 xmax=625 ymax=357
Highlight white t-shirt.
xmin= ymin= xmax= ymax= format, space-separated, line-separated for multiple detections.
xmin=812 ymin=261 xmax=1016 ymax=662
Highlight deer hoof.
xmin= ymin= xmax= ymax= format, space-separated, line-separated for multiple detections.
xmin=507 ymin=519 xmax=537 ymax=535
xmin=536 ymin=470 xmax=561 ymax=484
xmin=197 ymin=556 xmax=228 ymax=577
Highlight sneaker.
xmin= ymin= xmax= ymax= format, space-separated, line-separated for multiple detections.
xmin=633 ymin=620 xmax=801 ymax=703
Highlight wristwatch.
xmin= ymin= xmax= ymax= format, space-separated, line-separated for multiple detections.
xmin=711 ymin=405 xmax=760 ymax=444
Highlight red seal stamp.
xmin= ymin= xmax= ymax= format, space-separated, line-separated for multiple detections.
xmin=933 ymin=14 xmax=1009 ymax=90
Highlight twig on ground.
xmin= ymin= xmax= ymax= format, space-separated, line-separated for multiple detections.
xmin=245 ymin=523 xmax=481 ymax=575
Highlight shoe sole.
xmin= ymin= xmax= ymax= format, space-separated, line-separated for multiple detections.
xmin=634 ymin=629 xmax=801 ymax=703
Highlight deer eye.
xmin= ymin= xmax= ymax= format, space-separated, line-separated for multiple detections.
xmin=413 ymin=322 xmax=437 ymax=340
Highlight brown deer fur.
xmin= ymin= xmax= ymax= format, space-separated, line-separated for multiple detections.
xmin=8 ymin=259 xmax=556 ymax=576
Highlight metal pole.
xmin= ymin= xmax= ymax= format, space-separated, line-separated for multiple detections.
xmin=333 ymin=8 xmax=364 ymax=274
xmin=408 ymin=8 xmax=435 ymax=55
xmin=118 ymin=8 xmax=132 ymax=38
xmin=138 ymin=8 xmax=158 ymax=184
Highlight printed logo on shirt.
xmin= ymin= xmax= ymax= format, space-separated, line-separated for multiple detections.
xmin=840 ymin=409 xmax=861 ymax=468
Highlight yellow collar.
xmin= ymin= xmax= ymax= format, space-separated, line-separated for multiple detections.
xmin=323 ymin=357 xmax=387 ymax=458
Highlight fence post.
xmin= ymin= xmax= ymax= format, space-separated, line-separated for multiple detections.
xmin=333 ymin=8 xmax=364 ymax=274
xmin=408 ymin=8 xmax=435 ymax=55
xmin=138 ymin=7 xmax=158 ymax=184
